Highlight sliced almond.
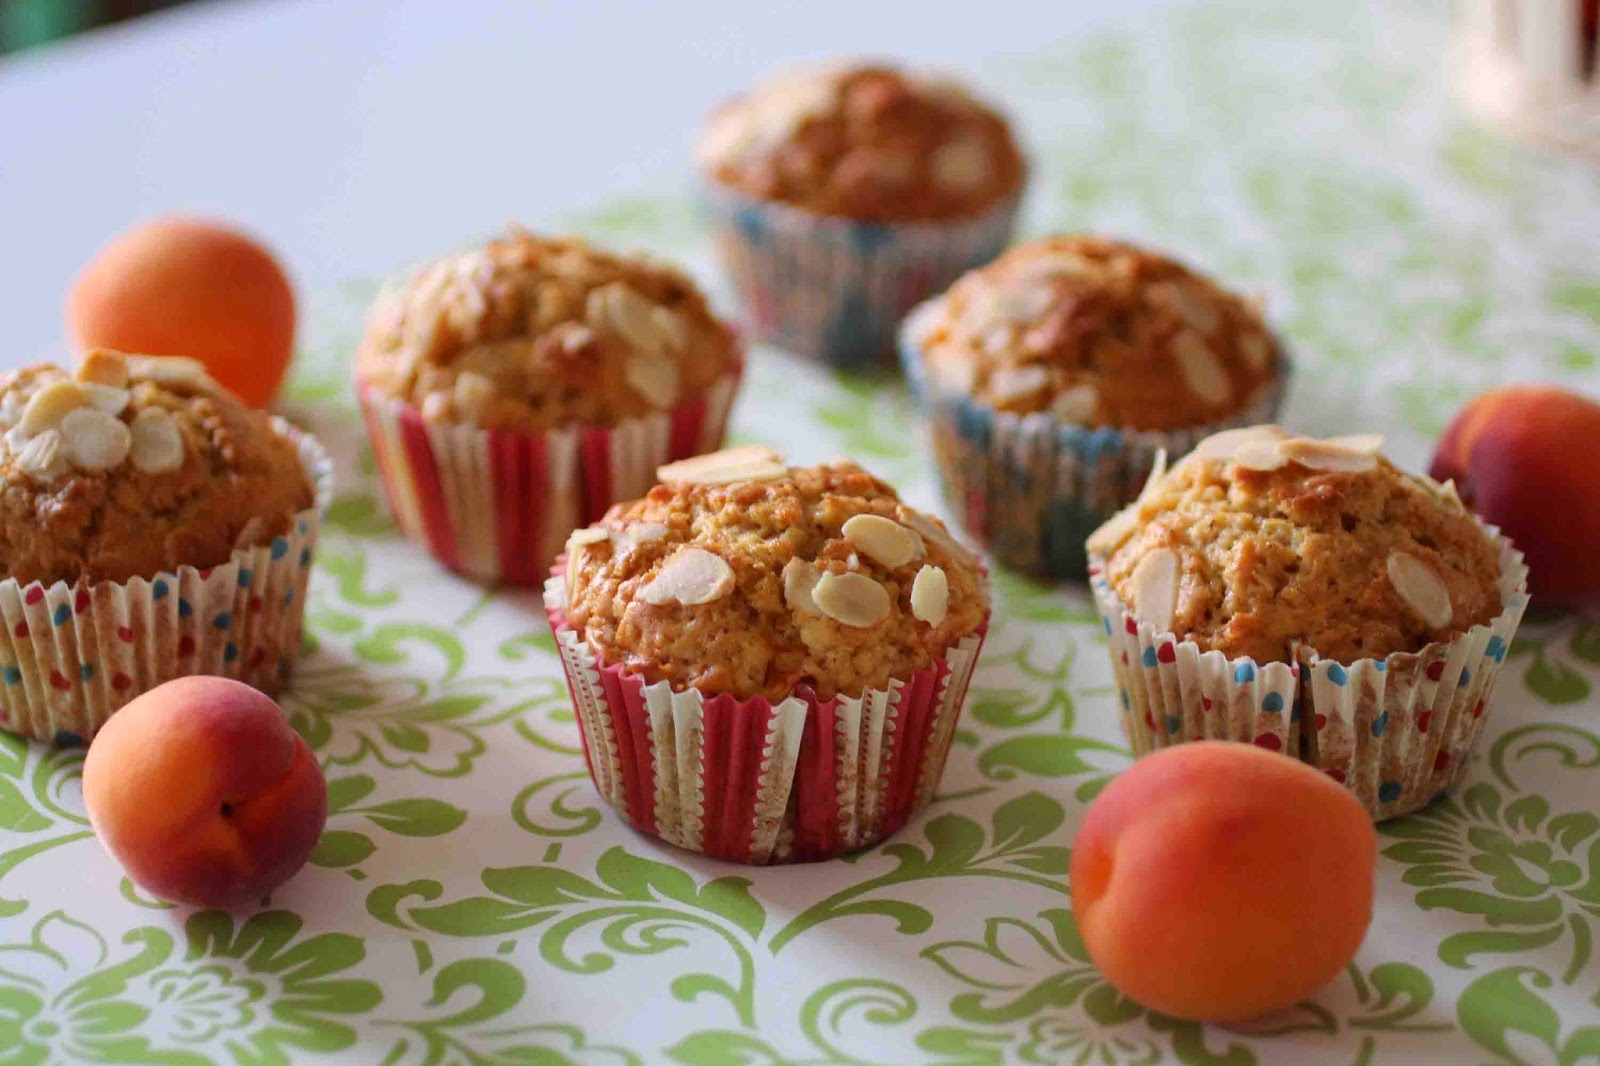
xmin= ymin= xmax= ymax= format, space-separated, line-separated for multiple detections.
xmin=1437 ymin=478 xmax=1465 ymax=511
xmin=987 ymin=284 xmax=1055 ymax=326
xmin=128 ymin=407 xmax=185 ymax=473
xmin=1238 ymin=331 xmax=1273 ymax=371
xmin=910 ymin=565 xmax=949 ymax=625
xmin=1386 ymin=551 xmax=1453 ymax=629
xmin=453 ymin=371 xmax=496 ymax=422
xmin=783 ymin=558 xmax=824 ymax=616
xmin=15 ymin=428 xmax=65 ymax=479
xmin=1151 ymin=282 xmax=1221 ymax=334
xmin=841 ymin=514 xmax=923 ymax=569
xmin=988 ymin=365 xmax=1051 ymax=404
xmin=82 ymin=383 xmax=131 ymax=417
xmin=616 ymin=522 xmax=668 ymax=552
xmin=1130 ymin=547 xmax=1180 ymax=634
xmin=811 ymin=571 xmax=891 ymax=628
xmin=128 ymin=355 xmax=209 ymax=385
xmin=593 ymin=282 xmax=663 ymax=355
xmin=930 ymin=356 xmax=978 ymax=394
xmin=640 ymin=547 xmax=734 ymax=606
xmin=1194 ymin=424 xmax=1289 ymax=461
xmin=59 ymin=407 xmax=132 ymax=470
xmin=931 ymin=136 xmax=992 ymax=192
xmin=904 ymin=510 xmax=963 ymax=558
xmin=1137 ymin=448 xmax=1169 ymax=505
xmin=625 ymin=353 xmax=683 ymax=409
xmin=1050 ymin=384 xmax=1099 ymax=423
xmin=567 ymin=526 xmax=611 ymax=548
xmin=1021 ymin=250 xmax=1097 ymax=280
xmin=649 ymin=306 xmax=689 ymax=353
xmin=234 ymin=516 xmax=270 ymax=549
xmin=20 ymin=380 xmax=88 ymax=435
xmin=1172 ymin=332 xmax=1231 ymax=407
xmin=558 ymin=323 xmax=597 ymax=354
xmin=1233 ymin=440 xmax=1289 ymax=472
xmin=1085 ymin=505 xmax=1139 ymax=557
xmin=77 ymin=349 xmax=131 ymax=389
xmin=1324 ymin=433 xmax=1385 ymax=455
xmin=1279 ymin=437 xmax=1378 ymax=473
xmin=657 ymin=446 xmax=787 ymax=486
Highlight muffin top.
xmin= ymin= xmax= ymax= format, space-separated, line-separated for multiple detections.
xmin=1088 ymin=426 xmax=1504 ymax=665
xmin=903 ymin=236 xmax=1282 ymax=430
xmin=0 ymin=350 xmax=314 ymax=586
xmin=558 ymin=448 xmax=989 ymax=701
xmin=355 ymin=230 xmax=740 ymax=431
xmin=696 ymin=63 xmax=1025 ymax=222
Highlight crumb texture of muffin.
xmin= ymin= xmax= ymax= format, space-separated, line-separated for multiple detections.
xmin=1093 ymin=427 xmax=1503 ymax=664
xmin=0 ymin=351 xmax=313 ymax=586
xmin=355 ymin=230 xmax=739 ymax=431
xmin=696 ymin=63 xmax=1025 ymax=222
xmin=905 ymin=236 xmax=1282 ymax=429
xmin=562 ymin=449 xmax=988 ymax=701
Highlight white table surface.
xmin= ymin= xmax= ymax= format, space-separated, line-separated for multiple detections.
xmin=0 ymin=0 xmax=1165 ymax=372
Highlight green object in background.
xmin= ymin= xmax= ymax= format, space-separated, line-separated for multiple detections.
xmin=0 ymin=0 xmax=99 ymax=53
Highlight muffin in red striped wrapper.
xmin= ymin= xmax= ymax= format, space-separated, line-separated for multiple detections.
xmin=543 ymin=448 xmax=990 ymax=864
xmin=356 ymin=229 xmax=743 ymax=585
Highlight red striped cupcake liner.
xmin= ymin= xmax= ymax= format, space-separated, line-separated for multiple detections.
xmin=543 ymin=562 xmax=989 ymax=864
xmin=0 ymin=420 xmax=331 ymax=744
xmin=357 ymin=366 xmax=741 ymax=585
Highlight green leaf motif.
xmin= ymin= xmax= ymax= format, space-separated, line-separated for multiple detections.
xmin=311 ymin=830 xmax=377 ymax=869
xmin=1526 ymin=652 xmax=1593 ymax=706
xmin=1458 ymin=966 xmax=1600 ymax=1065
xmin=324 ymin=492 xmax=396 ymax=537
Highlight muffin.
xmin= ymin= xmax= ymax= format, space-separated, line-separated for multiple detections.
xmin=1085 ymin=425 xmax=1529 ymax=819
xmin=900 ymin=235 xmax=1289 ymax=580
xmin=355 ymin=229 xmax=742 ymax=584
xmin=0 ymin=350 xmax=329 ymax=743
xmin=543 ymin=447 xmax=990 ymax=863
xmin=697 ymin=62 xmax=1025 ymax=368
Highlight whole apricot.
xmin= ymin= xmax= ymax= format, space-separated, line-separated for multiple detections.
xmin=1071 ymin=741 xmax=1374 ymax=1022
xmin=1430 ymin=384 xmax=1600 ymax=607
xmin=67 ymin=217 xmax=295 ymax=407
xmin=83 ymin=677 xmax=326 ymax=907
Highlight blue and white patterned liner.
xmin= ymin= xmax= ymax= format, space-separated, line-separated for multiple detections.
xmin=1087 ymin=521 xmax=1530 ymax=821
xmin=899 ymin=332 xmax=1289 ymax=581
xmin=700 ymin=180 xmax=1019 ymax=369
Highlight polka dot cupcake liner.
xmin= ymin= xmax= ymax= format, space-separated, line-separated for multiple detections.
xmin=1086 ymin=521 xmax=1530 ymax=821
xmin=900 ymin=335 xmax=1290 ymax=582
xmin=357 ymin=364 xmax=741 ymax=587
xmin=0 ymin=420 xmax=332 ymax=745
xmin=543 ymin=560 xmax=989 ymax=864
xmin=699 ymin=181 xmax=1020 ymax=370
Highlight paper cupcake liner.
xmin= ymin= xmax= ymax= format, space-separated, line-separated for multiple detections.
xmin=357 ymin=366 xmax=741 ymax=586
xmin=0 ymin=420 xmax=332 ymax=745
xmin=900 ymin=336 xmax=1289 ymax=581
xmin=542 ymin=564 xmax=989 ymax=864
xmin=699 ymin=181 xmax=1020 ymax=370
xmin=1087 ymin=524 xmax=1531 ymax=820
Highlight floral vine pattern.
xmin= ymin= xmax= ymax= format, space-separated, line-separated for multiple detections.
xmin=1 ymin=1 xmax=1597 ymax=1060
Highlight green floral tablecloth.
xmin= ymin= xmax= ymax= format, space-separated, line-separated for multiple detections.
xmin=3 ymin=2 xmax=1598 ymax=1063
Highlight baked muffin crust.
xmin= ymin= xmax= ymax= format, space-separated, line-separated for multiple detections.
xmin=0 ymin=351 xmax=313 ymax=586
xmin=904 ymin=236 xmax=1282 ymax=430
xmin=1090 ymin=427 xmax=1502 ymax=664
xmin=356 ymin=230 xmax=739 ymax=431
xmin=697 ymin=63 xmax=1025 ymax=222
xmin=561 ymin=449 xmax=988 ymax=701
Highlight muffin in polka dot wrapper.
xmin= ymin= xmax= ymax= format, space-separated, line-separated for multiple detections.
xmin=697 ymin=63 xmax=1026 ymax=369
xmin=356 ymin=229 xmax=743 ymax=585
xmin=0 ymin=351 xmax=330 ymax=743
xmin=1085 ymin=425 xmax=1530 ymax=819
xmin=900 ymin=236 xmax=1289 ymax=580
xmin=544 ymin=448 xmax=990 ymax=864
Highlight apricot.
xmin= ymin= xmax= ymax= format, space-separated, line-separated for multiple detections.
xmin=67 ymin=217 xmax=295 ymax=407
xmin=1071 ymin=741 xmax=1374 ymax=1022
xmin=83 ymin=677 xmax=326 ymax=907
xmin=1430 ymin=384 xmax=1600 ymax=607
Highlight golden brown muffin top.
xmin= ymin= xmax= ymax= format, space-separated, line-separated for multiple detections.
xmin=904 ymin=236 xmax=1282 ymax=430
xmin=355 ymin=230 xmax=740 ymax=431
xmin=559 ymin=448 xmax=989 ymax=701
xmin=696 ymin=63 xmax=1026 ymax=222
xmin=1088 ymin=426 xmax=1503 ymax=665
xmin=0 ymin=351 xmax=314 ymax=586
